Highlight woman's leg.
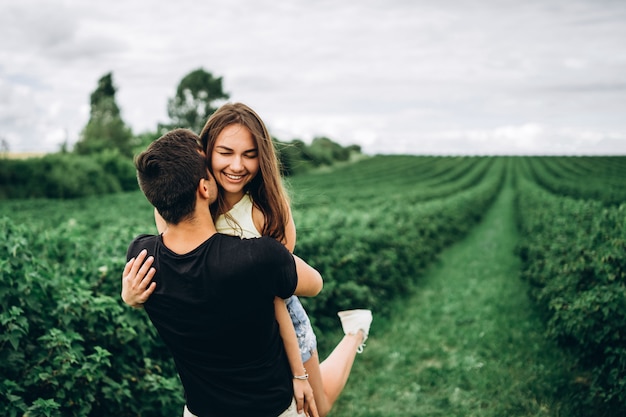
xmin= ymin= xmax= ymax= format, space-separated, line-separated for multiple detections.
xmin=287 ymin=297 xmax=372 ymax=417
xmin=305 ymin=332 xmax=364 ymax=417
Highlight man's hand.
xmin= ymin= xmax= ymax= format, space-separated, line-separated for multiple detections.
xmin=121 ymin=249 xmax=156 ymax=308
xmin=293 ymin=378 xmax=318 ymax=417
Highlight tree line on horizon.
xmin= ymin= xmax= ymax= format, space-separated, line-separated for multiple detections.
xmin=0 ymin=69 xmax=362 ymax=199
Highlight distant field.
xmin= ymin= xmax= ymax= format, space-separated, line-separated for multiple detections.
xmin=2 ymin=152 xmax=46 ymax=159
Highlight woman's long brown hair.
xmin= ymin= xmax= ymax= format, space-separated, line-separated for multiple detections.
xmin=199 ymin=102 xmax=289 ymax=242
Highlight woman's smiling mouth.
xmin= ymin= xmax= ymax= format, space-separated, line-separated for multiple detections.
xmin=224 ymin=173 xmax=245 ymax=181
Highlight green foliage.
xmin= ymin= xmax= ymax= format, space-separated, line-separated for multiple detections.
xmin=332 ymin=176 xmax=579 ymax=417
xmin=131 ymin=130 xmax=162 ymax=156
xmin=93 ymin=149 xmax=138 ymax=192
xmin=0 ymin=217 xmax=183 ymax=416
xmin=0 ymin=131 xmax=359 ymax=200
xmin=274 ymin=139 xmax=313 ymax=176
xmin=74 ymin=72 xmax=133 ymax=157
xmin=0 ymin=134 xmax=359 ymax=199
xmin=166 ymin=68 xmax=230 ymax=133
xmin=0 ymin=152 xmax=137 ymax=199
xmin=308 ymin=190 xmax=500 ymax=329
xmin=289 ymin=156 xmax=504 ymax=335
xmin=0 ymin=155 xmax=502 ymax=414
xmin=526 ymin=156 xmax=626 ymax=206
xmin=304 ymin=137 xmax=351 ymax=166
xmin=4 ymin=156 xmax=625 ymax=414
xmin=0 ymin=158 xmax=36 ymax=199
xmin=515 ymin=159 xmax=626 ymax=415
xmin=274 ymin=137 xmax=363 ymax=176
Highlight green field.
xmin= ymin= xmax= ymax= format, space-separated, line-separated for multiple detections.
xmin=1 ymin=156 xmax=625 ymax=416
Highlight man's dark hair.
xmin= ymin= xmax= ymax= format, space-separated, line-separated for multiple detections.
xmin=134 ymin=128 xmax=207 ymax=224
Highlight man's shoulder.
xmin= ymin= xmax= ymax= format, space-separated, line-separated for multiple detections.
xmin=216 ymin=233 xmax=278 ymax=246
xmin=130 ymin=233 xmax=159 ymax=246
xmin=237 ymin=235 xmax=285 ymax=251
xmin=217 ymin=234 xmax=290 ymax=260
xmin=126 ymin=234 xmax=159 ymax=260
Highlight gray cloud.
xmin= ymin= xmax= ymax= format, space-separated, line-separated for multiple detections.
xmin=1 ymin=0 xmax=625 ymax=155
xmin=540 ymin=83 xmax=626 ymax=93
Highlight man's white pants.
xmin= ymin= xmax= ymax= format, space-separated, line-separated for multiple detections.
xmin=183 ymin=398 xmax=300 ymax=417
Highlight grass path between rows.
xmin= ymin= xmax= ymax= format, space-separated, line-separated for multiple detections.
xmin=328 ymin=177 xmax=576 ymax=417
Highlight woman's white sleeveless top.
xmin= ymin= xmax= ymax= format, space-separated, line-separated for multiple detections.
xmin=215 ymin=193 xmax=261 ymax=238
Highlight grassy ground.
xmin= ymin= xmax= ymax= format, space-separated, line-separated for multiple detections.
xmin=325 ymin=178 xmax=579 ymax=416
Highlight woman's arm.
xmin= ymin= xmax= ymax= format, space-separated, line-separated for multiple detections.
xmin=253 ymin=196 xmax=321 ymax=414
xmin=274 ymin=298 xmax=318 ymax=416
xmin=285 ymin=205 xmax=325 ymax=293
xmin=275 ymin=298 xmax=304 ymax=375
xmin=293 ymin=254 xmax=323 ymax=297
xmin=282 ymin=204 xmax=297 ymax=253
xmin=120 ymin=209 xmax=165 ymax=308
xmin=121 ymin=250 xmax=156 ymax=308
xmin=252 ymin=202 xmax=297 ymax=252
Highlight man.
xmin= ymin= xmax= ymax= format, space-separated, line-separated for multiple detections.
xmin=122 ymin=128 xmax=323 ymax=417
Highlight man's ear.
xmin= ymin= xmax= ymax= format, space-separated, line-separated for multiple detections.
xmin=197 ymin=178 xmax=211 ymax=200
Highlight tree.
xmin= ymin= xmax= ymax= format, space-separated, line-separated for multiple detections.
xmin=74 ymin=72 xmax=133 ymax=157
xmin=0 ymin=136 xmax=9 ymax=158
xmin=308 ymin=136 xmax=350 ymax=164
xmin=273 ymin=138 xmax=309 ymax=176
xmin=166 ymin=68 xmax=229 ymax=133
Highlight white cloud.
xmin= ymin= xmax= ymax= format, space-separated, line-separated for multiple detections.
xmin=371 ymin=124 xmax=626 ymax=156
xmin=0 ymin=0 xmax=625 ymax=155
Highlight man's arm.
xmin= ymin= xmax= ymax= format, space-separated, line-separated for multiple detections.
xmin=293 ymin=254 xmax=323 ymax=297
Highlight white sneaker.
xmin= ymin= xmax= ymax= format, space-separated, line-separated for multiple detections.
xmin=337 ymin=309 xmax=372 ymax=353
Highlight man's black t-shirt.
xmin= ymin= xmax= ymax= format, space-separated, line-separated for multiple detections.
xmin=126 ymin=233 xmax=298 ymax=417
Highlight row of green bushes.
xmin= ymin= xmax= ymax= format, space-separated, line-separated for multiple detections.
xmin=525 ymin=156 xmax=626 ymax=206
xmin=0 ymin=217 xmax=182 ymax=417
xmin=0 ymin=136 xmax=361 ymax=199
xmin=0 ymin=150 xmax=137 ymax=199
xmin=0 ymin=156 xmax=503 ymax=416
xmin=289 ymin=155 xmax=493 ymax=211
xmin=514 ymin=166 xmax=626 ymax=415
xmin=290 ymin=157 xmax=505 ymax=342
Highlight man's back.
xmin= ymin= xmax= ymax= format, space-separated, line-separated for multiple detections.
xmin=126 ymin=233 xmax=297 ymax=417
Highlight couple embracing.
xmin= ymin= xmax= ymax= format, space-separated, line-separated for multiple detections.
xmin=122 ymin=103 xmax=372 ymax=417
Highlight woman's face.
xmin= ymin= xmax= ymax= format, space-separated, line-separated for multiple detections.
xmin=211 ymin=123 xmax=260 ymax=200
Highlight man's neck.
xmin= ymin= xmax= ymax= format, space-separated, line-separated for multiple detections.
xmin=161 ymin=213 xmax=217 ymax=255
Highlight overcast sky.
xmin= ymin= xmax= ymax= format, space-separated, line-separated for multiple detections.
xmin=1 ymin=0 xmax=625 ymax=155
